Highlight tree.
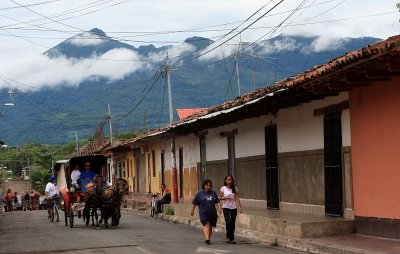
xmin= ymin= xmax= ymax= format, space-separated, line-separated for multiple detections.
xmin=29 ymin=168 xmax=49 ymax=194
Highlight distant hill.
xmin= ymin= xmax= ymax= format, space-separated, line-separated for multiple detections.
xmin=0 ymin=28 xmax=381 ymax=145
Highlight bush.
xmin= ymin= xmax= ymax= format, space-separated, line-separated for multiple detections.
xmin=165 ymin=206 xmax=174 ymax=215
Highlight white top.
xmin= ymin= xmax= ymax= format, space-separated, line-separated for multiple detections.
xmin=71 ymin=169 xmax=81 ymax=184
xmin=45 ymin=182 xmax=57 ymax=197
xmin=220 ymin=185 xmax=238 ymax=209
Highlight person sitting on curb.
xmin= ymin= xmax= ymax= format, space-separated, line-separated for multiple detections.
xmin=156 ymin=184 xmax=171 ymax=213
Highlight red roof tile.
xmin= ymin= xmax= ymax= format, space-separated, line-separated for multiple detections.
xmin=176 ymin=108 xmax=208 ymax=120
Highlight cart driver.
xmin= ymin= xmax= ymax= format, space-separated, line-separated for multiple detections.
xmin=80 ymin=162 xmax=97 ymax=192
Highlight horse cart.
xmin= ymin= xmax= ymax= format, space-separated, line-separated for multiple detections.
xmin=61 ymin=154 xmax=127 ymax=228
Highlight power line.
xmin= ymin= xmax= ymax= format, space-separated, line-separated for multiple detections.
xmin=0 ymin=0 xmax=62 ymax=10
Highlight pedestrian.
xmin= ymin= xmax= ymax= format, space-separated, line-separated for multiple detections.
xmin=219 ymin=175 xmax=242 ymax=244
xmin=0 ymin=190 xmax=3 ymax=214
xmin=190 ymin=179 xmax=222 ymax=245
xmin=30 ymin=191 xmax=37 ymax=210
xmin=23 ymin=191 xmax=31 ymax=211
xmin=13 ymin=192 xmax=19 ymax=211
xmin=4 ymin=189 xmax=13 ymax=212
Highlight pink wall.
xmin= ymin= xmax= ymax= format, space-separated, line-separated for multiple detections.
xmin=350 ymin=77 xmax=400 ymax=219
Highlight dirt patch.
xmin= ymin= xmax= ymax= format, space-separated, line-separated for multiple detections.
xmin=3 ymin=179 xmax=33 ymax=195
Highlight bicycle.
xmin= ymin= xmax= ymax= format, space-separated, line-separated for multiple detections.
xmin=49 ymin=196 xmax=60 ymax=222
xmin=147 ymin=192 xmax=160 ymax=217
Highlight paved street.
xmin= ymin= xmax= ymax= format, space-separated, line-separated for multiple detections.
xmin=0 ymin=209 xmax=308 ymax=254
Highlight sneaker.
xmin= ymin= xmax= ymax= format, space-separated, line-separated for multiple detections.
xmin=205 ymin=240 xmax=210 ymax=245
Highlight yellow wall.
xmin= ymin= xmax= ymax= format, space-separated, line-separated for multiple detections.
xmin=146 ymin=144 xmax=162 ymax=194
xmin=182 ymin=166 xmax=198 ymax=200
xmin=126 ymin=151 xmax=135 ymax=194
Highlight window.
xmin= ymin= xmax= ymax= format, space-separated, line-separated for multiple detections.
xmin=152 ymin=150 xmax=156 ymax=177
xmin=161 ymin=150 xmax=165 ymax=184
xmin=227 ymin=136 xmax=236 ymax=177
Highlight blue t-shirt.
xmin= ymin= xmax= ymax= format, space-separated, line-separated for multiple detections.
xmin=80 ymin=170 xmax=96 ymax=191
xmin=192 ymin=190 xmax=220 ymax=223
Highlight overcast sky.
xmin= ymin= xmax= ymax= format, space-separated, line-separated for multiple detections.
xmin=0 ymin=0 xmax=399 ymax=91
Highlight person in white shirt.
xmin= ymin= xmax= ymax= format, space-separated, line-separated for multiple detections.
xmin=71 ymin=165 xmax=81 ymax=189
xmin=45 ymin=176 xmax=58 ymax=220
xmin=219 ymin=175 xmax=242 ymax=244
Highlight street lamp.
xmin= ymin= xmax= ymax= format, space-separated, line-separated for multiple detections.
xmin=4 ymin=88 xmax=14 ymax=106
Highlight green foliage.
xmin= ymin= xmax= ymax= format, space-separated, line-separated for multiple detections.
xmin=115 ymin=131 xmax=142 ymax=141
xmin=29 ymin=168 xmax=49 ymax=194
xmin=0 ymin=142 xmax=76 ymax=193
xmin=271 ymin=238 xmax=278 ymax=247
xmin=165 ymin=206 xmax=174 ymax=215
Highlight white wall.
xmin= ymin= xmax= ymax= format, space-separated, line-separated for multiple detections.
xmin=203 ymin=92 xmax=350 ymax=159
xmin=342 ymin=109 xmax=351 ymax=147
xmin=175 ymin=134 xmax=199 ymax=168
xmin=155 ymin=134 xmax=199 ymax=170
xmin=153 ymin=92 xmax=350 ymax=165
xmin=206 ymin=127 xmax=230 ymax=161
xmin=278 ymin=92 xmax=349 ymax=153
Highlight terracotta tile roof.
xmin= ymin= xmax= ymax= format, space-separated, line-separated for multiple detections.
xmin=111 ymin=34 xmax=400 ymax=149
xmin=67 ymin=140 xmax=110 ymax=159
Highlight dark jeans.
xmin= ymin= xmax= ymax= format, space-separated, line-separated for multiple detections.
xmin=223 ymin=208 xmax=237 ymax=241
xmin=5 ymin=201 xmax=13 ymax=212
xmin=156 ymin=199 xmax=169 ymax=213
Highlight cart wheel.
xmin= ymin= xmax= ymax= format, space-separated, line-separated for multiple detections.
xmin=69 ymin=203 xmax=74 ymax=228
xmin=64 ymin=202 xmax=68 ymax=226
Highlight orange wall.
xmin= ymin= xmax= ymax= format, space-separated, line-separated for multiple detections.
xmin=350 ymin=78 xmax=400 ymax=219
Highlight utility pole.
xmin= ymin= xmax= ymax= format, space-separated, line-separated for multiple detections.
xmin=51 ymin=154 xmax=54 ymax=176
xmin=75 ymin=131 xmax=80 ymax=156
xmin=1 ymin=165 xmax=5 ymax=194
xmin=106 ymin=104 xmax=115 ymax=185
xmin=162 ymin=55 xmax=179 ymax=203
xmin=107 ymin=104 xmax=114 ymax=145
xmin=236 ymin=35 xmax=242 ymax=96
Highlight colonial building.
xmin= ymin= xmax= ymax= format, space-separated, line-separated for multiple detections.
xmin=109 ymin=34 xmax=400 ymax=239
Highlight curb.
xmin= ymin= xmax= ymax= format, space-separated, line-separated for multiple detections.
xmin=121 ymin=208 xmax=371 ymax=254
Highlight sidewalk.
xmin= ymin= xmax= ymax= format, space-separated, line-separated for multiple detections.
xmin=121 ymin=200 xmax=400 ymax=254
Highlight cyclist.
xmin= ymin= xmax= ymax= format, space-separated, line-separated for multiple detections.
xmin=45 ymin=176 xmax=57 ymax=220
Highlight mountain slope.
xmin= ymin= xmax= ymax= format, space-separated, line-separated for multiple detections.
xmin=0 ymin=29 xmax=381 ymax=145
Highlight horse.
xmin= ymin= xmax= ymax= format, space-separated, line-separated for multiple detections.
xmin=83 ymin=175 xmax=105 ymax=228
xmin=102 ymin=178 xmax=128 ymax=228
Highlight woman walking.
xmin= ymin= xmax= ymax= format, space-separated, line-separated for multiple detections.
xmin=219 ymin=175 xmax=242 ymax=244
xmin=4 ymin=189 xmax=14 ymax=212
xmin=191 ymin=179 xmax=222 ymax=245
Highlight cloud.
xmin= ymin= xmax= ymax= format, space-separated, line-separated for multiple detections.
xmin=197 ymin=42 xmax=238 ymax=61
xmin=148 ymin=42 xmax=195 ymax=64
xmin=0 ymin=42 xmax=197 ymax=92
xmin=310 ymin=37 xmax=350 ymax=52
xmin=66 ymin=32 xmax=106 ymax=46
xmin=260 ymin=37 xmax=302 ymax=54
xmin=0 ymin=48 xmax=148 ymax=91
